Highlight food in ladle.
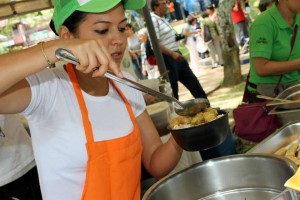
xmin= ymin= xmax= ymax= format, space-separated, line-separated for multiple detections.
xmin=169 ymin=107 xmax=219 ymax=129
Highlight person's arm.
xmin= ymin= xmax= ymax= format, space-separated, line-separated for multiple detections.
xmin=253 ymin=57 xmax=300 ymax=76
xmin=183 ymin=25 xmax=198 ymax=37
xmin=159 ymin=44 xmax=184 ymax=62
xmin=250 ymin=21 xmax=300 ymax=76
xmin=0 ymin=39 xmax=122 ymax=114
xmin=137 ymin=111 xmax=182 ymax=179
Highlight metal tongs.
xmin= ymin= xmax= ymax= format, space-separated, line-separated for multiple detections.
xmin=55 ymin=48 xmax=184 ymax=110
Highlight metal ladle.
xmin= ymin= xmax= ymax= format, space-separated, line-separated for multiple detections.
xmin=55 ymin=48 xmax=207 ymax=116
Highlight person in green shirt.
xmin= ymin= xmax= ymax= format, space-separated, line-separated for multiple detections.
xmin=248 ymin=0 xmax=300 ymax=102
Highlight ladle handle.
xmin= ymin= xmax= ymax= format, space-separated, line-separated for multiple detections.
xmin=54 ymin=48 xmax=184 ymax=109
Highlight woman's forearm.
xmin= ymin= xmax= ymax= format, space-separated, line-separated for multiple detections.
xmin=0 ymin=38 xmax=122 ymax=95
xmin=0 ymin=42 xmax=53 ymax=94
xmin=148 ymin=136 xmax=182 ymax=179
xmin=254 ymin=57 xmax=300 ymax=76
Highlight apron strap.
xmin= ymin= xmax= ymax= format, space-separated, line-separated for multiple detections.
xmin=66 ymin=63 xmax=94 ymax=143
xmin=108 ymin=80 xmax=137 ymax=124
xmin=66 ymin=63 xmax=138 ymax=143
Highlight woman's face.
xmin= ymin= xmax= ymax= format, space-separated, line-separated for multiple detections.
xmin=139 ymin=34 xmax=147 ymax=43
xmin=70 ymin=4 xmax=128 ymax=65
xmin=125 ymin=26 xmax=134 ymax=37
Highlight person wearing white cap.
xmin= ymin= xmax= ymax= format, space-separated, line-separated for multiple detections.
xmin=0 ymin=0 xmax=183 ymax=199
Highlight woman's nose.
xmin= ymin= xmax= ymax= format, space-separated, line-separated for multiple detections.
xmin=111 ymin=30 xmax=125 ymax=46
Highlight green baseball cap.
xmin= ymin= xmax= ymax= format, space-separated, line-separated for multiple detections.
xmin=52 ymin=0 xmax=146 ymax=33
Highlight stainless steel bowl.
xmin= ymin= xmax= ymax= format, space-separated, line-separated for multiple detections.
xmin=142 ymin=154 xmax=298 ymax=200
xmin=168 ymin=110 xmax=229 ymax=151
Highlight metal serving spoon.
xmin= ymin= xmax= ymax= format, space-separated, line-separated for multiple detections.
xmin=55 ymin=48 xmax=207 ymax=116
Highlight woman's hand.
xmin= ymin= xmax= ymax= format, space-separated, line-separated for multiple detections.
xmin=142 ymin=65 xmax=147 ymax=76
xmin=53 ymin=39 xmax=123 ymax=78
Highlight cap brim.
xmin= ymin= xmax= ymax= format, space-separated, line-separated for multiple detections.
xmin=77 ymin=0 xmax=145 ymax=13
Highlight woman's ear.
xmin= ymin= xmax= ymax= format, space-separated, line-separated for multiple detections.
xmin=58 ymin=26 xmax=74 ymax=39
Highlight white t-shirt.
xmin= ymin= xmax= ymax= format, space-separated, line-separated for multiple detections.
xmin=0 ymin=114 xmax=35 ymax=186
xmin=151 ymin=12 xmax=179 ymax=51
xmin=127 ymin=33 xmax=141 ymax=54
xmin=22 ymin=65 xmax=146 ymax=200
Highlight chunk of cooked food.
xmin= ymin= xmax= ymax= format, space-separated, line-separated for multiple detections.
xmin=273 ymin=143 xmax=300 ymax=166
xmin=204 ymin=107 xmax=218 ymax=116
xmin=190 ymin=112 xmax=204 ymax=125
xmin=286 ymin=144 xmax=299 ymax=157
xmin=286 ymin=155 xmax=300 ymax=165
xmin=169 ymin=108 xmax=220 ymax=129
xmin=203 ymin=111 xmax=217 ymax=123
xmin=169 ymin=116 xmax=193 ymax=129
xmin=274 ymin=147 xmax=287 ymax=156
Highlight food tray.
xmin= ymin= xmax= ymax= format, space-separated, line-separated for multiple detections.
xmin=247 ymin=121 xmax=300 ymax=154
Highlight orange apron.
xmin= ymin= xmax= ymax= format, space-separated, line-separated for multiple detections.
xmin=66 ymin=63 xmax=143 ymax=200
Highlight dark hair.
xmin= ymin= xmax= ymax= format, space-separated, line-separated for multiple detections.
xmin=207 ymin=6 xmax=214 ymax=11
xmin=125 ymin=23 xmax=133 ymax=29
xmin=126 ymin=23 xmax=135 ymax=32
xmin=150 ymin=0 xmax=160 ymax=11
xmin=50 ymin=10 xmax=88 ymax=36
xmin=201 ymin=11 xmax=209 ymax=19
xmin=49 ymin=20 xmax=57 ymax=35
xmin=187 ymin=16 xmax=196 ymax=25
xmin=63 ymin=11 xmax=88 ymax=35
xmin=258 ymin=0 xmax=276 ymax=12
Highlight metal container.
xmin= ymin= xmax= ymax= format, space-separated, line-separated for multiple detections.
xmin=142 ymin=154 xmax=297 ymax=200
xmin=269 ymin=108 xmax=300 ymax=126
xmin=276 ymin=83 xmax=300 ymax=110
xmin=168 ymin=110 xmax=229 ymax=151
xmin=267 ymin=83 xmax=300 ymax=125
xmin=146 ymin=101 xmax=171 ymax=136
xmin=247 ymin=121 xmax=300 ymax=154
xmin=266 ymin=82 xmax=300 ymax=125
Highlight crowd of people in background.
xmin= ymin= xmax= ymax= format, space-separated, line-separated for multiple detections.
xmin=125 ymin=0 xmax=255 ymax=80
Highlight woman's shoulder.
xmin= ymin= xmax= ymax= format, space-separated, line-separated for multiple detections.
xmin=251 ymin=12 xmax=275 ymax=32
xmin=202 ymin=18 xmax=214 ymax=26
xmin=25 ymin=63 xmax=67 ymax=89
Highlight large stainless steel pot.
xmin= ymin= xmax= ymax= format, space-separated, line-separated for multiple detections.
xmin=142 ymin=154 xmax=297 ymax=200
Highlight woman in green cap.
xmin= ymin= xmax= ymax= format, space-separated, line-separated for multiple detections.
xmin=0 ymin=0 xmax=183 ymax=199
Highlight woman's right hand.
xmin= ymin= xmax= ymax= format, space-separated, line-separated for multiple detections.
xmin=47 ymin=39 xmax=123 ymax=78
